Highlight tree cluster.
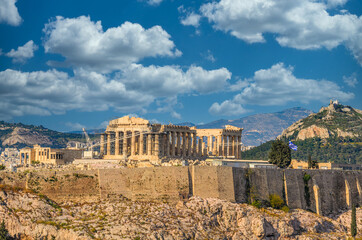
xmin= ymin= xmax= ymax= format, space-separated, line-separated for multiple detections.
xmin=268 ymin=140 xmax=291 ymax=168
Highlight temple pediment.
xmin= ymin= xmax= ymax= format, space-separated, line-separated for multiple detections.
xmin=109 ymin=116 xmax=150 ymax=126
xmin=225 ymin=125 xmax=243 ymax=131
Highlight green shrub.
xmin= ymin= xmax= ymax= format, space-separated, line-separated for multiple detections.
xmin=281 ymin=206 xmax=290 ymax=213
xmin=251 ymin=200 xmax=261 ymax=208
xmin=269 ymin=194 xmax=285 ymax=209
xmin=0 ymin=165 xmax=5 ymax=171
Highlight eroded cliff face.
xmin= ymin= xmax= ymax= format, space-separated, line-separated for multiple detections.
xmin=0 ymin=188 xmax=361 ymax=240
xmin=1 ymin=127 xmax=52 ymax=146
xmin=296 ymin=125 xmax=330 ymax=140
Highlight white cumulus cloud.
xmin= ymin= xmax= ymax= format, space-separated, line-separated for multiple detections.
xmin=200 ymin=0 xmax=362 ymax=65
xmin=43 ymin=16 xmax=182 ymax=72
xmin=0 ymin=0 xmax=21 ymax=26
xmin=209 ymin=63 xmax=354 ymax=116
xmin=209 ymin=100 xmax=247 ymax=116
xmin=5 ymin=40 xmax=38 ymax=63
xmin=0 ymin=63 xmax=231 ymax=119
xmin=181 ymin=12 xmax=201 ymax=27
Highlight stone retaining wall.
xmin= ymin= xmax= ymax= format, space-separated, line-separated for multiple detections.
xmin=0 ymin=166 xmax=361 ymax=215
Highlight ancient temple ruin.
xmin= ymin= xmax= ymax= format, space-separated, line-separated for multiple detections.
xmin=100 ymin=116 xmax=243 ymax=161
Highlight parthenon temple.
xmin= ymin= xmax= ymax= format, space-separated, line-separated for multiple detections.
xmin=100 ymin=116 xmax=243 ymax=161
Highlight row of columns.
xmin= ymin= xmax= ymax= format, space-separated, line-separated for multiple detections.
xmin=199 ymin=135 xmax=241 ymax=159
xmin=100 ymin=131 xmax=242 ymax=159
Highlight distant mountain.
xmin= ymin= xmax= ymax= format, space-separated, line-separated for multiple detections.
xmin=243 ymin=101 xmax=362 ymax=164
xmin=69 ymin=128 xmax=105 ymax=134
xmin=175 ymin=122 xmax=196 ymax=127
xmin=198 ymin=107 xmax=313 ymax=146
xmin=0 ymin=121 xmax=88 ymax=149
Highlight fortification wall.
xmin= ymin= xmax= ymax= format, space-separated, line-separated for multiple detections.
xmin=0 ymin=167 xmax=361 ymax=216
xmin=191 ymin=166 xmax=235 ymax=202
xmin=98 ymin=167 xmax=190 ymax=202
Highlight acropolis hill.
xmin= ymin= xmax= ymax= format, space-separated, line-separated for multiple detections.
xmin=1 ymin=115 xmax=362 ymax=239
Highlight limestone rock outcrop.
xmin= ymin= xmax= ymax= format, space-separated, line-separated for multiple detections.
xmin=0 ymin=189 xmax=360 ymax=239
xmin=1 ymin=127 xmax=52 ymax=146
xmin=296 ymin=125 xmax=330 ymax=140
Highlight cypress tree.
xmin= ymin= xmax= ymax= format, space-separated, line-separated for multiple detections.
xmin=307 ymin=154 xmax=312 ymax=169
xmin=268 ymin=140 xmax=291 ymax=168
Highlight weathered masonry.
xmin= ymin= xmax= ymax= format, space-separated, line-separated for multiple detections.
xmin=100 ymin=116 xmax=243 ymax=160
xmin=3 ymin=167 xmax=361 ymax=216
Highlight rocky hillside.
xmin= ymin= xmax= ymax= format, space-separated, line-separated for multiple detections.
xmin=242 ymin=101 xmax=362 ymax=163
xmin=0 ymin=121 xmax=87 ymax=148
xmin=198 ymin=107 xmax=313 ymax=146
xmin=0 ymin=187 xmax=360 ymax=239
xmin=278 ymin=101 xmax=361 ymax=140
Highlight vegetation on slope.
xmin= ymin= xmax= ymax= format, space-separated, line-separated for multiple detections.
xmin=243 ymin=137 xmax=361 ymax=164
xmin=0 ymin=121 xmax=93 ymax=148
xmin=243 ymin=102 xmax=362 ymax=164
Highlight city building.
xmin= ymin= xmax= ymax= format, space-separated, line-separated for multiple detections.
xmin=290 ymin=160 xmax=361 ymax=170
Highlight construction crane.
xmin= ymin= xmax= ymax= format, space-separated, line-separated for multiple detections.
xmin=82 ymin=128 xmax=91 ymax=150
xmin=82 ymin=128 xmax=97 ymax=159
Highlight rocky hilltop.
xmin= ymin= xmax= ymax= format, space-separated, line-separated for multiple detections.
xmin=278 ymin=100 xmax=361 ymax=140
xmin=243 ymin=101 xmax=362 ymax=163
xmin=0 ymin=121 xmax=86 ymax=148
xmin=198 ymin=107 xmax=313 ymax=146
xmin=0 ymin=188 xmax=361 ymax=239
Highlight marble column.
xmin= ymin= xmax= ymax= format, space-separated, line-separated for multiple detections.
xmin=221 ymin=135 xmax=225 ymax=157
xmin=147 ymin=134 xmax=152 ymax=156
xmin=238 ymin=136 xmax=242 ymax=159
xmin=139 ymin=132 xmax=144 ymax=155
xmin=165 ymin=132 xmax=170 ymax=157
xmin=207 ymin=136 xmax=212 ymax=153
xmin=123 ymin=132 xmax=127 ymax=156
xmin=130 ymin=131 xmax=135 ymax=155
xmin=155 ymin=134 xmax=160 ymax=156
xmin=235 ymin=135 xmax=239 ymax=159
xmin=198 ymin=137 xmax=203 ymax=156
xmin=202 ymin=137 xmax=206 ymax=156
xmin=218 ymin=135 xmax=222 ymax=156
xmin=176 ymin=132 xmax=181 ymax=156
xmin=193 ymin=133 xmax=197 ymax=157
xmin=229 ymin=135 xmax=233 ymax=157
xmin=171 ymin=132 xmax=175 ymax=157
xmin=106 ymin=132 xmax=111 ymax=155
xmin=212 ymin=136 xmax=217 ymax=155
xmin=100 ymin=134 xmax=105 ymax=155
xmin=226 ymin=135 xmax=230 ymax=157
xmin=159 ymin=134 xmax=164 ymax=157
xmin=182 ymin=132 xmax=186 ymax=157
xmin=115 ymin=131 xmax=120 ymax=156
xmin=187 ymin=133 xmax=192 ymax=157
xmin=230 ymin=136 xmax=234 ymax=157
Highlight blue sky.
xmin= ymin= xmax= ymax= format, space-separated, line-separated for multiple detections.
xmin=0 ymin=0 xmax=361 ymax=131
